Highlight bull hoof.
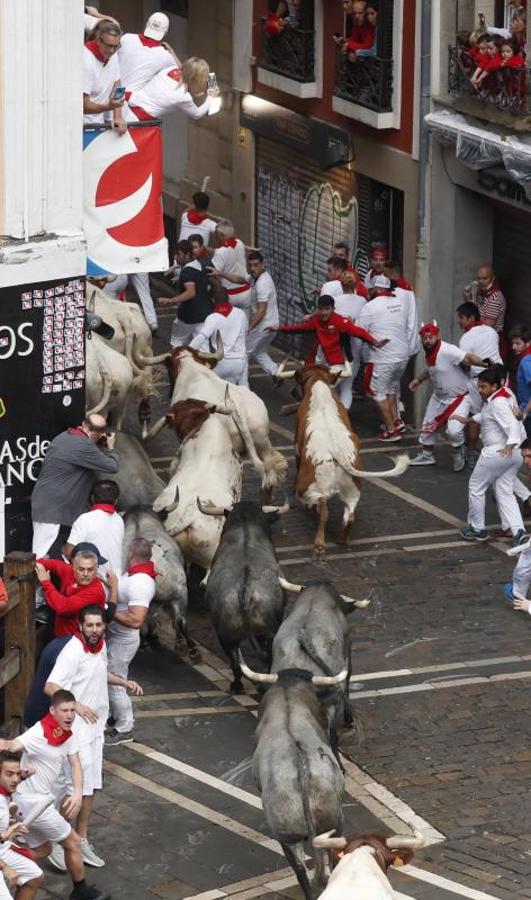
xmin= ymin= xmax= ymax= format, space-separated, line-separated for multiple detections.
xmin=230 ymin=681 xmax=244 ymax=695
xmin=313 ymin=545 xmax=326 ymax=560
xmin=188 ymin=646 xmax=201 ymax=661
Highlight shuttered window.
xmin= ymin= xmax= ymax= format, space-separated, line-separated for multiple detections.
xmin=493 ymin=206 xmax=531 ymax=329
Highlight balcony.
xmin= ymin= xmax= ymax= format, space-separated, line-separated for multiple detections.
xmin=257 ymin=2 xmax=322 ymax=99
xmin=448 ymin=45 xmax=531 ymax=122
xmin=335 ymin=55 xmax=393 ymax=110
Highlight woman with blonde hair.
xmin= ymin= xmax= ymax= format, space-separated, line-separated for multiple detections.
xmin=125 ymin=56 xmax=220 ymax=121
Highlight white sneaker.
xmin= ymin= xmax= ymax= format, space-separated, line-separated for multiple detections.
xmin=410 ymin=450 xmax=436 ymax=466
xmin=80 ymin=838 xmax=105 ymax=867
xmin=48 ymin=841 xmax=67 ymax=872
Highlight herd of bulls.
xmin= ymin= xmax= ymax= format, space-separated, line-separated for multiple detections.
xmin=88 ymin=284 xmax=425 ymax=897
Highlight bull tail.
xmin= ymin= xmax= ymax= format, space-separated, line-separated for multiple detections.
xmin=86 ymin=342 xmax=112 ymax=416
xmin=295 ymin=742 xmax=325 ymax=898
xmin=226 ymin=385 xmax=265 ymax=477
xmin=124 ymin=331 xmax=143 ymax=377
xmin=336 ymin=451 xmax=410 ymax=480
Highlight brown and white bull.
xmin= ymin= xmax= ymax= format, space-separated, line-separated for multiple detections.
xmin=278 ymin=363 xmax=409 ymax=555
xmin=152 ymin=399 xmax=243 ymax=569
xmin=312 ymin=828 xmax=426 ymax=899
xmin=134 ymin=337 xmax=287 ymax=499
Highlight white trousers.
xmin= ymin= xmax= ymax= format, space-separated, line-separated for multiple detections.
xmin=246 ymin=330 xmax=277 ymax=377
xmin=107 ymin=629 xmax=140 ymax=733
xmin=105 ymin=273 xmax=158 ymax=329
xmin=513 ymin=547 xmax=531 ymax=598
xmin=214 ymin=357 xmax=247 ymax=384
xmin=170 ymin=320 xmax=200 ymax=348
xmin=228 ymin=287 xmax=253 ymax=317
xmin=500 ymin=475 xmax=530 ymax=530
xmin=420 ymin=394 xmax=469 ymax=448
xmin=468 ymin=447 xmax=524 ymax=535
xmin=32 ymin=521 xmax=60 ymax=557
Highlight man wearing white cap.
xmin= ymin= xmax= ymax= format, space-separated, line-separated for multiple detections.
xmin=118 ymin=13 xmax=180 ymax=94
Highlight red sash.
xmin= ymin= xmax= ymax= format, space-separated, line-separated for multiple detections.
xmin=363 ymin=363 xmax=374 ymax=396
xmin=421 ymin=392 xmax=468 ymax=435
xmin=227 ymin=284 xmax=249 ymax=296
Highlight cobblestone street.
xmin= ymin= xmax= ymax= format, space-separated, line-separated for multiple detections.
xmin=42 ymin=310 xmax=531 ymax=900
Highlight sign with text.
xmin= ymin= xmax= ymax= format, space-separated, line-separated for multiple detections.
xmin=0 ymin=277 xmax=86 ymax=560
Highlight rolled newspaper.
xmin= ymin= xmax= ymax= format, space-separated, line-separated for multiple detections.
xmin=506 ymin=539 xmax=531 ymax=557
xmin=20 ymin=794 xmax=54 ymax=827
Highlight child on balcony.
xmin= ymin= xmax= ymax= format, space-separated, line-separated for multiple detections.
xmin=470 ymin=37 xmax=502 ymax=91
xmin=500 ymin=41 xmax=526 ymax=109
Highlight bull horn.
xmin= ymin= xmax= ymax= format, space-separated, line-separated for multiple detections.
xmin=313 ymin=830 xmax=347 ymax=851
xmin=197 ymin=498 xmax=227 ymax=517
xmin=386 ymin=828 xmax=426 ymax=850
xmin=311 ymin=669 xmax=348 ymax=686
xmin=197 ymin=330 xmax=224 ymax=362
xmin=132 ymin=334 xmax=170 ymax=367
xmin=280 ymin=402 xmax=299 ymax=416
xmin=275 ymin=369 xmax=298 ymax=380
xmin=262 ymin=500 xmax=290 ymax=516
xmin=166 ymin=485 xmax=179 ymax=514
xmin=340 ymin=595 xmax=371 ymax=608
xmin=279 ymin=576 xmax=303 ymax=593
xmin=238 ymin=652 xmax=278 ymax=684
xmin=143 ymin=415 xmax=168 ymax=441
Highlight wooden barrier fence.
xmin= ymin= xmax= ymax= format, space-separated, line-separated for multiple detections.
xmin=1 ymin=552 xmax=36 ymax=733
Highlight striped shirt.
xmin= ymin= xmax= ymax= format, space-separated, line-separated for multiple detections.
xmin=475 ymin=283 xmax=506 ymax=332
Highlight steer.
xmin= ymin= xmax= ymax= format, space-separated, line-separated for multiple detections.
xmin=153 ymin=399 xmax=243 ymax=569
xmin=134 ymin=336 xmax=287 ymax=499
xmin=200 ymin=501 xmax=288 ymax=693
xmin=312 ymin=828 xmax=427 ymax=899
xmin=242 ymin=662 xmax=346 ymax=900
xmin=278 ymin=363 xmax=409 ymax=555
xmin=85 ymin=333 xmax=134 ymax=429
xmin=96 ymin=431 xmax=164 ymax=512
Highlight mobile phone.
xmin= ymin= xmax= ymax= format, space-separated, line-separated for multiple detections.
xmin=208 ymin=72 xmax=218 ymax=91
xmin=112 ymin=86 xmax=126 ymax=101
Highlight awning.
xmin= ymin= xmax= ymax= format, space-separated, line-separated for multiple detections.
xmin=426 ymin=109 xmax=531 ymax=199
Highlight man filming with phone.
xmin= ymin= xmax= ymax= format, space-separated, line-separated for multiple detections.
xmin=83 ymin=20 xmax=128 ymax=134
xmin=31 ymin=415 xmax=120 ymax=559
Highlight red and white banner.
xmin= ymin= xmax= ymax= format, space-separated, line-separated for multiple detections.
xmin=83 ymin=123 xmax=168 ymax=276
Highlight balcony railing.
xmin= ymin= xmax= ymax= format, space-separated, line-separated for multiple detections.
xmin=260 ymin=25 xmax=315 ymax=83
xmin=334 ymin=54 xmax=393 ymax=112
xmin=448 ymin=45 xmax=531 ymax=115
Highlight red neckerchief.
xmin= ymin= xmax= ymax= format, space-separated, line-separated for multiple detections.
xmin=85 ymin=40 xmax=107 ymax=64
xmin=396 ymin=277 xmax=413 ymax=291
xmin=74 ymin=632 xmax=105 ymax=655
xmin=515 ymin=347 xmax=531 ymax=367
xmin=187 ymin=210 xmax=208 ymax=225
xmin=41 ymin=713 xmax=72 ymax=746
xmin=425 ymin=340 xmax=442 ymax=367
xmin=139 ymin=34 xmax=161 ymax=47
xmin=128 ymin=562 xmax=157 ymax=580
xmin=463 ymin=321 xmax=483 ymax=332
xmin=0 ymin=786 xmax=11 ymax=799
xmin=221 ymin=238 xmax=238 ymax=249
xmin=264 ymin=12 xmax=283 ymax=34
xmin=90 ymin=503 xmax=116 ymax=514
xmin=68 ymin=427 xmax=87 ymax=437
xmin=491 ymin=387 xmax=511 ymax=401
xmin=214 ymin=303 xmax=233 ymax=317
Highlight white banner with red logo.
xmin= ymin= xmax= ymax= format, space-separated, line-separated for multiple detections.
xmin=83 ymin=123 xmax=168 ymax=276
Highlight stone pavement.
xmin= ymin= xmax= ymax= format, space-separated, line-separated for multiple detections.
xmin=39 ymin=300 xmax=531 ymax=900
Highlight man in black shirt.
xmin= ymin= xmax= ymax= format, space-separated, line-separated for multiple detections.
xmin=159 ymin=239 xmax=212 ymax=347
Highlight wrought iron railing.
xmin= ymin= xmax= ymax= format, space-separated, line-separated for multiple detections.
xmin=448 ymin=45 xmax=531 ymax=115
xmin=334 ymin=54 xmax=393 ymax=112
xmin=260 ymin=26 xmax=315 ymax=83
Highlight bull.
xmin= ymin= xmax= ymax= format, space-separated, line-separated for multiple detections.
xmin=153 ymin=399 xmax=243 ymax=569
xmin=134 ymin=336 xmax=287 ymax=500
xmin=241 ymin=662 xmax=346 ymax=900
xmin=96 ymin=431 xmax=164 ymax=512
xmin=312 ymin=828 xmax=426 ymax=899
xmin=85 ymin=333 xmax=134 ymax=429
xmin=199 ymin=500 xmax=289 ymax=693
xmin=277 ymin=363 xmax=409 ymax=555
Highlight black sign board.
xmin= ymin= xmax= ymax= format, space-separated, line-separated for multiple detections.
xmin=0 ymin=275 xmax=86 ymax=560
xmin=240 ymin=95 xmax=351 ymax=169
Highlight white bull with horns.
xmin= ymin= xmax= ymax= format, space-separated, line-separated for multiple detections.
xmin=134 ymin=335 xmax=287 ymax=499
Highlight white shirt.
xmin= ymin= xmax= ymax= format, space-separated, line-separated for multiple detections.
xmin=0 ymin=797 xmax=9 ymax=855
xmin=320 ymin=279 xmax=343 ymax=299
xmin=394 ymin=285 xmax=420 ymax=356
xmin=17 ymin=722 xmax=79 ymax=798
xmin=473 ymin=389 xmax=526 ymax=449
xmin=83 ymin=44 xmax=121 ymax=125
xmin=253 ymin=271 xmax=279 ymax=331
xmin=118 ymin=33 xmax=175 ymax=93
xmin=48 ymin=637 xmax=109 ymax=742
xmin=211 ymin=240 xmax=249 ymax=292
xmin=179 ymin=210 xmax=218 ymax=244
xmin=108 ymin=571 xmax=155 ymax=638
xmin=426 ymin=341 xmax=469 ymax=401
xmin=127 ymin=67 xmax=211 ymax=120
xmin=190 ymin=308 xmax=248 ymax=359
xmin=67 ymin=509 xmax=124 ymax=577
xmin=357 ymin=293 xmax=411 ymax=364
xmin=459 ymin=324 xmax=501 ymax=378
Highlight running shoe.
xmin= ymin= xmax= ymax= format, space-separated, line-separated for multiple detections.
xmin=104 ymin=729 xmax=133 ymax=747
xmin=511 ymin=529 xmax=529 ymax=549
xmin=410 ymin=450 xmax=436 ymax=466
xmin=393 ymin=418 xmax=406 ymax=433
xmin=377 ymin=429 xmax=402 ymax=443
xmin=80 ymin=839 xmax=105 ymax=868
xmin=48 ymin=842 xmax=67 ymax=872
xmin=452 ymin=445 xmax=466 ymax=473
xmin=69 ymin=885 xmax=110 ymax=900
xmin=459 ymin=525 xmax=489 ymax=542
xmin=503 ymin=583 xmax=515 ymax=604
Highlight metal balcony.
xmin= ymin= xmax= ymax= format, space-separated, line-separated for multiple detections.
xmin=260 ymin=25 xmax=315 ymax=84
xmin=334 ymin=54 xmax=394 ymax=112
xmin=448 ymin=45 xmax=530 ymax=115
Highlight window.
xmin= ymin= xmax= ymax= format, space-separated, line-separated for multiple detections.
xmin=161 ymin=0 xmax=188 ymax=17
xmin=259 ymin=0 xmax=315 ymax=84
xmin=355 ymin=175 xmax=404 ymax=274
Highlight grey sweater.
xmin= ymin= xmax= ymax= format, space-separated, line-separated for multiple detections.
xmin=31 ymin=430 xmax=120 ymax=526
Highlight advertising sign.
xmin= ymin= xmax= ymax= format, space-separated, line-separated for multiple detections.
xmin=0 ymin=276 xmax=86 ymax=560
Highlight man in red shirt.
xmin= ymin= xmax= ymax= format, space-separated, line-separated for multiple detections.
xmin=267 ymin=295 xmax=388 ymax=368
xmin=35 ymin=544 xmax=116 ymax=638
xmin=344 ymin=0 xmax=375 ymax=58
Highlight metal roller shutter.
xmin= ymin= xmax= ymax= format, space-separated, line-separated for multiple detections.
xmin=493 ymin=206 xmax=531 ymax=329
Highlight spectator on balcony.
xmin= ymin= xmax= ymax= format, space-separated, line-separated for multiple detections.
xmin=342 ymin=0 xmax=376 ymax=62
xmin=118 ymin=12 xmax=181 ymax=94
xmin=471 ymin=38 xmax=503 ymax=91
xmin=125 ymin=58 xmax=219 ymax=122
xmin=500 ymin=41 xmax=526 ymax=107
xmin=264 ymin=0 xmax=302 ymax=34
xmin=83 ymin=20 xmax=127 ymax=134
xmin=511 ymin=12 xmax=527 ymax=53
xmin=84 ymin=6 xmax=120 ymax=38
xmin=463 ymin=265 xmax=506 ymax=334
xmin=179 ymin=192 xmax=217 ymax=244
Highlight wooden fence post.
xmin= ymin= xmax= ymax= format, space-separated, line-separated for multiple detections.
xmin=3 ymin=552 xmax=35 ymax=730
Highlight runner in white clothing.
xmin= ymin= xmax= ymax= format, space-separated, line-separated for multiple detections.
xmin=179 ymin=192 xmax=217 ymax=244
xmin=118 ymin=14 xmax=179 ymax=93
xmin=244 ymin=253 xmax=279 ymax=383
xmin=0 ymin=692 xmax=109 ymax=900
xmin=452 ymin=368 xmax=528 ymax=546
xmin=329 ymin=271 xmax=366 ymax=409
xmin=189 ymin=287 xmax=248 ymax=384
xmin=409 ymin=323 xmax=487 ymax=470
xmin=209 ymin=222 xmax=253 ymax=318
xmin=45 ymin=608 xmax=142 ymax=869
xmin=506 ymin=440 xmax=531 ymax=604
xmin=65 ymin=481 xmax=124 ymax=577
xmin=0 ymin=752 xmax=43 ymax=900
xmin=319 ymin=256 xmax=346 ymax=300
